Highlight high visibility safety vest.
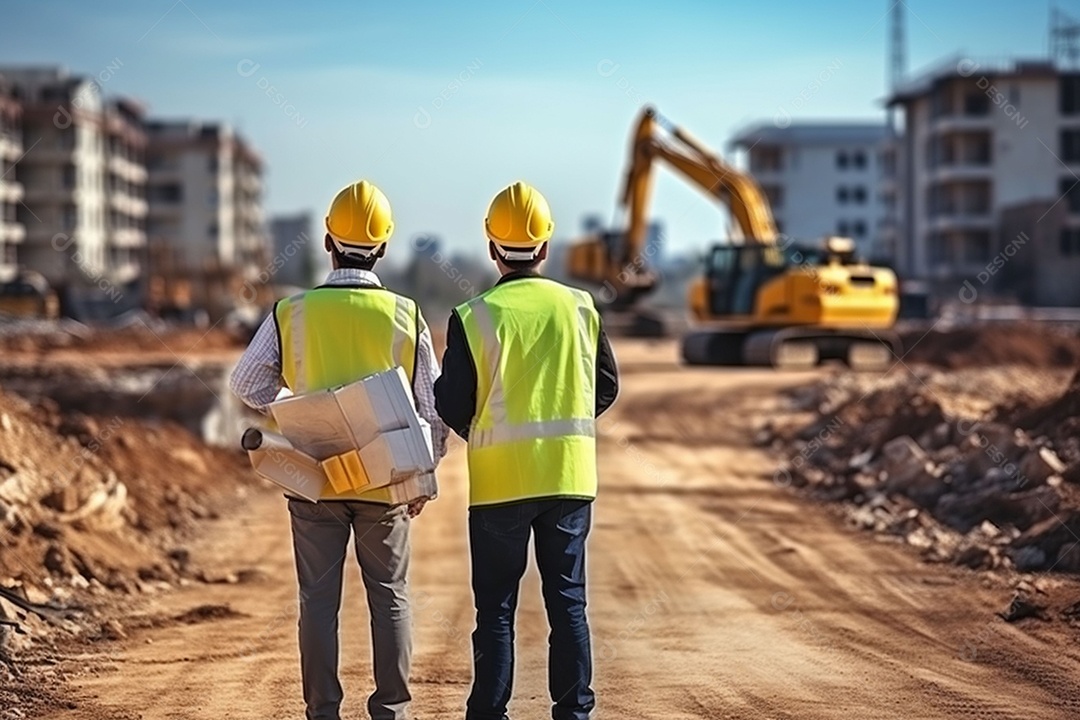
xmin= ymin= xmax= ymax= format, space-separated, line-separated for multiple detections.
xmin=275 ymin=285 xmax=419 ymax=503
xmin=456 ymin=277 xmax=600 ymax=507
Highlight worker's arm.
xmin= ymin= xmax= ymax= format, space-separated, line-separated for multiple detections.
xmin=229 ymin=312 xmax=283 ymax=411
xmin=413 ymin=309 xmax=450 ymax=462
xmin=595 ymin=323 xmax=619 ymax=416
xmin=434 ymin=310 xmax=477 ymax=440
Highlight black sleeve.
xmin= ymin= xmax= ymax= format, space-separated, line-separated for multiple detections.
xmin=595 ymin=322 xmax=619 ymax=416
xmin=434 ymin=310 xmax=477 ymax=440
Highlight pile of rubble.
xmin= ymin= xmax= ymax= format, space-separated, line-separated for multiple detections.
xmin=901 ymin=323 xmax=1080 ymax=369
xmin=0 ymin=386 xmax=255 ymax=660
xmin=765 ymin=366 xmax=1080 ymax=576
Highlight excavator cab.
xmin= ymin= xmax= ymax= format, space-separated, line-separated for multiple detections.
xmin=703 ymin=243 xmax=795 ymax=317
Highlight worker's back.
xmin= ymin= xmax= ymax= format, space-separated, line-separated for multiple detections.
xmin=275 ymin=286 xmax=418 ymax=394
xmin=456 ymin=275 xmax=600 ymax=506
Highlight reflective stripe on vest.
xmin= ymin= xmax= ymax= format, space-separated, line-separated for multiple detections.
xmin=470 ymin=417 xmax=596 ymax=448
xmin=275 ymin=286 xmax=418 ymax=503
xmin=456 ymin=278 xmax=600 ymax=506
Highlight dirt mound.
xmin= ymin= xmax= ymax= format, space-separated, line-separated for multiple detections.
xmin=0 ymin=387 xmax=256 ymax=642
xmin=767 ymin=367 xmax=1080 ymax=580
xmin=902 ymin=324 xmax=1080 ymax=369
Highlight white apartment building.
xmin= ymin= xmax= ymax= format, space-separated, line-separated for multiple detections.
xmin=2 ymin=67 xmax=110 ymax=287
xmin=729 ymin=123 xmax=889 ymax=257
xmin=104 ymin=98 xmax=148 ymax=284
xmin=888 ymin=57 xmax=1080 ymax=305
xmin=0 ymin=75 xmax=23 ymax=281
xmin=145 ymin=120 xmax=267 ymax=275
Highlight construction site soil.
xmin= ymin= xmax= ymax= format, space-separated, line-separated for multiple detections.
xmin=1 ymin=323 xmax=1080 ymax=718
xmin=0 ymin=323 xmax=243 ymax=359
xmin=0 ymin=386 xmax=256 ymax=717
xmin=900 ymin=322 xmax=1080 ymax=369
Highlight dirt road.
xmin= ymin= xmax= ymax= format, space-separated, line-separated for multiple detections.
xmin=52 ymin=341 xmax=1080 ymax=719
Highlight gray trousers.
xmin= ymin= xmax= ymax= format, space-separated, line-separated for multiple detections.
xmin=288 ymin=499 xmax=412 ymax=720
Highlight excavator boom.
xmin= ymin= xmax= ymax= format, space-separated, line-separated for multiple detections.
xmin=567 ymin=105 xmax=782 ymax=310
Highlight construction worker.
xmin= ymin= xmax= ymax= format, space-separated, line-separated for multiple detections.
xmin=434 ymin=182 xmax=619 ymax=720
xmin=230 ymin=180 xmax=447 ymax=720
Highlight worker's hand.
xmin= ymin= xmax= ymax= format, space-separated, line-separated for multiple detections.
xmin=406 ymin=498 xmax=429 ymax=518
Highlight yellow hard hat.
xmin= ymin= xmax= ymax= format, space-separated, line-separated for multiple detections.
xmin=325 ymin=180 xmax=394 ymax=257
xmin=485 ymin=181 xmax=554 ymax=259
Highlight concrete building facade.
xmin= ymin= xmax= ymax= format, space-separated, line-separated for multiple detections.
xmin=103 ymin=98 xmax=147 ymax=284
xmin=729 ymin=123 xmax=889 ymax=256
xmin=888 ymin=57 xmax=1080 ymax=305
xmin=0 ymin=75 xmax=24 ymax=281
xmin=3 ymin=67 xmax=111 ymax=287
xmin=146 ymin=120 xmax=267 ymax=275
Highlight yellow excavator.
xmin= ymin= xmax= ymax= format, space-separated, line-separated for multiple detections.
xmin=566 ymin=106 xmax=900 ymax=367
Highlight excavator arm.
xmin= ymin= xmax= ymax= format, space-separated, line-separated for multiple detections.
xmin=567 ymin=106 xmax=780 ymax=307
xmin=623 ymin=107 xmax=779 ymax=246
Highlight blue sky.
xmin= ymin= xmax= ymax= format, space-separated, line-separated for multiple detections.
xmin=0 ymin=0 xmax=1057 ymax=259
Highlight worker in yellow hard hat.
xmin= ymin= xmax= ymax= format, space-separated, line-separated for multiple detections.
xmin=434 ymin=181 xmax=619 ymax=720
xmin=230 ymin=179 xmax=448 ymax=720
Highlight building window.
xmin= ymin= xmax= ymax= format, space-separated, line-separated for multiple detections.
xmin=853 ymin=186 xmax=867 ymax=204
xmin=836 ymin=151 xmax=849 ymax=170
xmin=1060 ymin=177 xmax=1080 ymax=213
xmin=852 ymin=151 xmax=867 ymax=170
xmin=750 ymin=146 xmax=783 ymax=172
xmin=1062 ymin=74 xmax=1080 ymax=116
xmin=149 ymin=183 xmax=183 ymax=202
xmin=1061 ymin=227 xmax=1080 ymax=255
xmin=963 ymin=232 xmax=991 ymax=263
xmin=836 ymin=186 xmax=849 ymax=204
xmin=963 ymin=92 xmax=990 ymax=117
xmin=1063 ymin=129 xmax=1080 ymax=163
xmin=208 ymin=222 xmax=219 ymax=238
xmin=928 ymin=232 xmax=952 ymax=264
xmin=62 ymin=164 xmax=76 ymax=189
xmin=837 ymin=220 xmax=850 ymax=236
xmin=761 ymin=184 xmax=784 ymax=209
xmin=852 ymin=220 xmax=867 ymax=238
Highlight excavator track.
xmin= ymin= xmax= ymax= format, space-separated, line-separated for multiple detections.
xmin=681 ymin=327 xmax=900 ymax=370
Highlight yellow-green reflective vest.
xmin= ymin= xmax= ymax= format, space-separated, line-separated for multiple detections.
xmin=456 ymin=277 xmax=600 ymax=507
xmin=275 ymin=285 xmax=418 ymax=503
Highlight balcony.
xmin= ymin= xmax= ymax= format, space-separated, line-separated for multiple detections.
xmin=928 ymin=162 xmax=993 ymax=182
xmin=929 ymin=115 xmax=993 ymax=134
xmin=110 ymin=259 xmax=141 ymax=284
xmin=0 ymin=222 xmax=25 ymax=243
xmin=109 ymin=227 xmax=146 ymax=248
xmin=927 ymin=214 xmax=993 ymax=233
xmin=108 ymin=155 xmax=149 ymax=183
xmin=109 ymin=193 xmax=149 ymax=218
xmin=0 ymin=133 xmax=22 ymax=160
xmin=0 ymin=182 xmax=24 ymax=203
